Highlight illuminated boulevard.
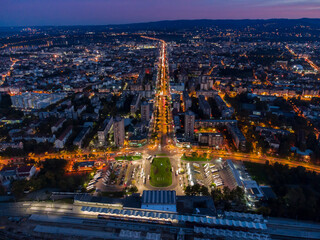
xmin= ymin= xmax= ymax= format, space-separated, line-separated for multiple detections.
xmin=143 ymin=36 xmax=174 ymax=149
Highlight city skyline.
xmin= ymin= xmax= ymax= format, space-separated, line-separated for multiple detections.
xmin=1 ymin=1 xmax=320 ymax=238
xmin=1 ymin=0 xmax=320 ymax=27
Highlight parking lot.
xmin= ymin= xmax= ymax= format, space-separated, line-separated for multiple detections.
xmin=182 ymin=158 xmax=237 ymax=191
xmin=86 ymin=161 xmax=133 ymax=194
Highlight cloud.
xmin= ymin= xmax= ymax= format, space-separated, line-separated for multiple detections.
xmin=255 ymin=0 xmax=320 ymax=7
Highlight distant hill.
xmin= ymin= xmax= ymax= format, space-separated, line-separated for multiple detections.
xmin=1 ymin=18 xmax=320 ymax=36
xmin=107 ymin=18 xmax=320 ymax=31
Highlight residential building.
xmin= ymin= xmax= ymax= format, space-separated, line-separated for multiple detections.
xmin=130 ymin=93 xmax=141 ymax=114
xmin=198 ymin=95 xmax=211 ymax=118
xmin=0 ymin=165 xmax=36 ymax=181
xmin=172 ymin=93 xmax=181 ymax=112
xmin=113 ymin=117 xmax=125 ymax=147
xmin=51 ymin=118 xmax=66 ymax=134
xmin=54 ymin=125 xmax=73 ymax=149
xmin=185 ymin=110 xmax=195 ymax=140
xmin=0 ymin=142 xmax=23 ymax=151
xmin=227 ymin=124 xmax=246 ymax=150
xmin=0 ymin=166 xmax=18 ymax=181
xmin=198 ymin=133 xmax=224 ymax=147
xmin=141 ymin=101 xmax=150 ymax=122
xmin=183 ymin=91 xmax=192 ymax=111
xmin=11 ymin=92 xmax=67 ymax=110
xmin=214 ymin=94 xmax=234 ymax=118
xmin=17 ymin=165 xmax=36 ymax=180
xmin=73 ymin=127 xmax=91 ymax=148
xmin=97 ymin=117 xmax=113 ymax=145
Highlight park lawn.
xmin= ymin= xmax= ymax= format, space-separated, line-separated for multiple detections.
xmin=150 ymin=157 xmax=172 ymax=187
xmin=181 ymin=155 xmax=209 ymax=162
xmin=115 ymin=155 xmax=142 ymax=161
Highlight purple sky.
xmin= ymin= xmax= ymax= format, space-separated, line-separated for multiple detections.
xmin=1 ymin=0 xmax=320 ymax=26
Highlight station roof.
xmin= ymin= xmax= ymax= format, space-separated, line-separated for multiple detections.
xmin=80 ymin=206 xmax=268 ymax=230
xmin=142 ymin=190 xmax=176 ymax=205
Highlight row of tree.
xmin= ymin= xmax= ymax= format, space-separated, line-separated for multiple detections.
xmin=184 ymin=184 xmax=247 ymax=212
xmin=11 ymin=159 xmax=89 ymax=198
xmin=211 ymin=186 xmax=247 ymax=212
xmin=248 ymin=161 xmax=320 ymax=222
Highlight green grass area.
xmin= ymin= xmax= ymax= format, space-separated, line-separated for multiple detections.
xmin=115 ymin=155 xmax=142 ymax=161
xmin=243 ymin=161 xmax=269 ymax=184
xmin=181 ymin=156 xmax=209 ymax=162
xmin=150 ymin=157 xmax=172 ymax=187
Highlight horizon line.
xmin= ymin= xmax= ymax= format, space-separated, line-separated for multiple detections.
xmin=1 ymin=17 xmax=320 ymax=29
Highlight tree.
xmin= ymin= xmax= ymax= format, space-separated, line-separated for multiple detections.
xmin=200 ymin=185 xmax=209 ymax=196
xmin=256 ymin=206 xmax=271 ymax=216
xmin=211 ymin=186 xmax=246 ymax=211
xmin=222 ymin=186 xmax=231 ymax=201
xmin=11 ymin=180 xmax=28 ymax=198
xmin=211 ymin=188 xmax=224 ymax=203
xmin=278 ymin=137 xmax=291 ymax=157
xmin=245 ymin=141 xmax=253 ymax=153
xmin=0 ymin=185 xmax=6 ymax=195
xmin=128 ymin=185 xmax=138 ymax=194
xmin=73 ymin=162 xmax=80 ymax=171
xmin=246 ymin=161 xmax=320 ymax=221
xmin=185 ymin=184 xmax=209 ymax=196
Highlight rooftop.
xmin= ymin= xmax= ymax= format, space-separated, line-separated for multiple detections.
xmin=142 ymin=190 xmax=176 ymax=205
